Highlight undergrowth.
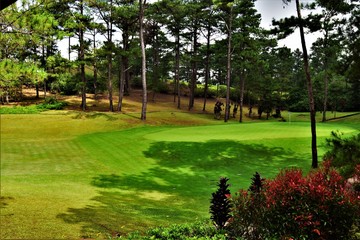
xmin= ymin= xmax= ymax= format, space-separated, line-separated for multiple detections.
xmin=118 ymin=221 xmax=227 ymax=240
xmin=0 ymin=97 xmax=67 ymax=114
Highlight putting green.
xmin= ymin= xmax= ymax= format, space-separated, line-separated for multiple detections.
xmin=1 ymin=114 xmax=358 ymax=239
xmin=144 ymin=122 xmax=357 ymax=142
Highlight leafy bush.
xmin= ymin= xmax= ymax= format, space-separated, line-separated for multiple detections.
xmin=0 ymin=105 xmax=40 ymax=114
xmin=0 ymin=98 xmax=67 ymax=114
xmin=324 ymin=131 xmax=360 ymax=179
xmin=36 ymin=97 xmax=67 ymax=110
xmin=152 ymin=81 xmax=170 ymax=94
xmin=228 ymin=163 xmax=360 ymax=240
xmin=227 ymin=173 xmax=267 ymax=240
xmin=119 ymin=221 xmax=226 ymax=240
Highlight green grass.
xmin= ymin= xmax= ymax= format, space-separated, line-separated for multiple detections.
xmin=1 ymin=111 xmax=359 ymax=239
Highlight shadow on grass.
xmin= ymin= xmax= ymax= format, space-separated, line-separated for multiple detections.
xmin=57 ymin=140 xmax=309 ymax=238
xmin=0 ymin=196 xmax=14 ymax=209
xmin=71 ymin=112 xmax=118 ymax=121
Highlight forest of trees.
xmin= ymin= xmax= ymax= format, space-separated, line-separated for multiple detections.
xmin=0 ymin=0 xmax=359 ymax=119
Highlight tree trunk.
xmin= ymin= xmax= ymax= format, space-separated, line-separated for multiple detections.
xmin=322 ymin=29 xmax=330 ymax=122
xmin=225 ymin=9 xmax=232 ymax=122
xmin=322 ymin=70 xmax=329 ymax=122
xmin=296 ymin=0 xmax=318 ymax=168
xmin=107 ymin=0 xmax=114 ymax=111
xmin=68 ymin=36 xmax=71 ymax=61
xmin=93 ymin=32 xmax=98 ymax=100
xmin=203 ymin=21 xmax=211 ymax=112
xmin=44 ymin=81 xmax=47 ymax=98
xmin=152 ymin=26 xmax=160 ymax=102
xmin=36 ymin=83 xmax=39 ymax=99
xmin=175 ymin=29 xmax=181 ymax=109
xmin=41 ymin=42 xmax=47 ymax=98
xmin=139 ymin=0 xmax=147 ymax=120
xmin=5 ymin=89 xmax=9 ymax=104
xmin=122 ymin=29 xmax=130 ymax=95
xmin=239 ymin=70 xmax=245 ymax=123
xmin=80 ymin=0 xmax=86 ymax=111
xmin=189 ymin=23 xmax=198 ymax=111
xmin=107 ymin=22 xmax=113 ymax=112
xmin=117 ymin=61 xmax=125 ymax=112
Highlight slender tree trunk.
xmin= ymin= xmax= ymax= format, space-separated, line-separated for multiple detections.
xmin=35 ymin=84 xmax=39 ymax=98
xmin=175 ymin=29 xmax=181 ymax=109
xmin=322 ymin=29 xmax=330 ymax=122
xmin=296 ymin=0 xmax=318 ymax=168
xmin=108 ymin=24 xmax=113 ymax=111
xmin=239 ymin=70 xmax=245 ymax=123
xmin=203 ymin=22 xmax=211 ymax=112
xmin=41 ymin=42 xmax=47 ymax=98
xmin=68 ymin=36 xmax=71 ymax=62
xmin=68 ymin=36 xmax=71 ymax=73
xmin=189 ymin=23 xmax=198 ymax=111
xmin=152 ymin=28 xmax=160 ymax=102
xmin=322 ymin=70 xmax=329 ymax=122
xmin=108 ymin=55 xmax=114 ymax=112
xmin=117 ymin=62 xmax=125 ymax=111
xmin=122 ymin=30 xmax=130 ymax=95
xmin=80 ymin=0 xmax=86 ymax=111
xmin=107 ymin=0 xmax=114 ymax=111
xmin=44 ymin=81 xmax=47 ymax=98
xmin=93 ymin=32 xmax=98 ymax=100
xmin=117 ymin=29 xmax=130 ymax=110
xmin=139 ymin=0 xmax=147 ymax=120
xmin=225 ymin=9 xmax=232 ymax=122
xmin=5 ymin=90 xmax=9 ymax=104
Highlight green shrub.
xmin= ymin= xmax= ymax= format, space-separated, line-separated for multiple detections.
xmin=153 ymin=81 xmax=170 ymax=94
xmin=0 ymin=98 xmax=67 ymax=114
xmin=227 ymin=173 xmax=267 ymax=240
xmin=228 ymin=163 xmax=360 ymax=240
xmin=119 ymin=221 xmax=227 ymax=240
xmin=36 ymin=97 xmax=67 ymax=110
xmin=324 ymin=131 xmax=360 ymax=179
xmin=0 ymin=105 xmax=40 ymax=114
xmin=194 ymin=86 xmax=205 ymax=98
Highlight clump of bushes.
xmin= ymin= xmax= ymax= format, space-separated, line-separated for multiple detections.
xmin=227 ymin=164 xmax=360 ymax=240
xmin=36 ymin=97 xmax=67 ymax=110
xmin=120 ymin=221 xmax=226 ymax=240
xmin=0 ymin=105 xmax=40 ymax=114
xmin=0 ymin=97 xmax=67 ymax=114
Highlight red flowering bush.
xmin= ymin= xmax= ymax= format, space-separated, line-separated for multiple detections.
xmin=228 ymin=163 xmax=360 ymax=240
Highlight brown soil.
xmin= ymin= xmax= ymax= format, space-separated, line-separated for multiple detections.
xmin=4 ymin=87 xmax=259 ymax=124
xmin=16 ymin=87 xmax=217 ymax=114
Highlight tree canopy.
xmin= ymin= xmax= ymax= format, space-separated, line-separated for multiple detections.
xmin=0 ymin=0 xmax=358 ymax=117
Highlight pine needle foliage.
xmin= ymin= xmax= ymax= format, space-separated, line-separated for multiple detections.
xmin=210 ymin=177 xmax=231 ymax=229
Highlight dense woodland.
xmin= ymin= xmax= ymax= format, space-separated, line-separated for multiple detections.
xmin=0 ymin=0 xmax=359 ymax=120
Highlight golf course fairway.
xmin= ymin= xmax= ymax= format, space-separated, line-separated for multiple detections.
xmin=1 ymin=113 xmax=358 ymax=239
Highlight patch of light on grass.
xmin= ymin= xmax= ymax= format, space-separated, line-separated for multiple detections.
xmin=164 ymin=166 xmax=196 ymax=176
xmin=138 ymin=191 xmax=174 ymax=201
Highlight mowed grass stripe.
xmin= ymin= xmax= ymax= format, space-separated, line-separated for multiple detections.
xmin=77 ymin=128 xmax=156 ymax=175
xmin=1 ymin=139 xmax=103 ymax=175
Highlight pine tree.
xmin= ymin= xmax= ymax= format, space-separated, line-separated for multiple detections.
xmin=209 ymin=177 xmax=231 ymax=229
xmin=249 ymin=172 xmax=264 ymax=193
